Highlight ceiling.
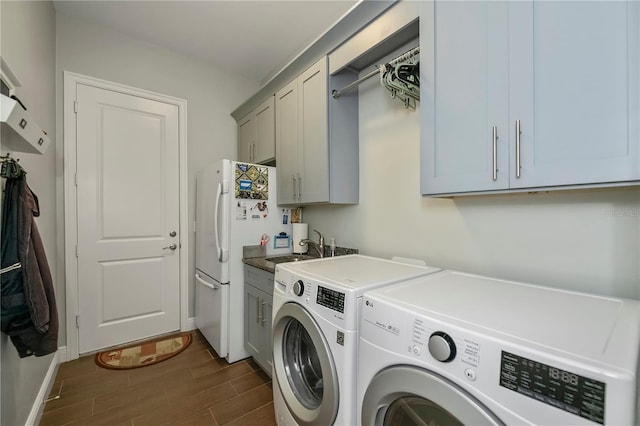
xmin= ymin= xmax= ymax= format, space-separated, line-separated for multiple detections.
xmin=53 ymin=0 xmax=359 ymax=85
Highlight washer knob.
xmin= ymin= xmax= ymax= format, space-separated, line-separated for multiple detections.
xmin=428 ymin=331 xmax=456 ymax=362
xmin=292 ymin=280 xmax=305 ymax=297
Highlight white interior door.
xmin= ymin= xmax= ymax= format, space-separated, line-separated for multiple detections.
xmin=76 ymin=83 xmax=180 ymax=354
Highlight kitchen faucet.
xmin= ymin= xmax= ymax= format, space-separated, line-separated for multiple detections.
xmin=300 ymin=229 xmax=324 ymax=258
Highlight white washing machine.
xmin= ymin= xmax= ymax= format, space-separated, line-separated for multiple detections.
xmin=271 ymin=255 xmax=441 ymax=426
xmin=358 ymin=270 xmax=640 ymax=425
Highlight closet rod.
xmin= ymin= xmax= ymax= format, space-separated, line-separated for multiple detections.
xmin=332 ymin=46 xmax=420 ymax=99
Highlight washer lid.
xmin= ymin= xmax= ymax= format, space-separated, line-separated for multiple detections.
xmin=278 ymin=255 xmax=440 ymax=294
xmin=367 ymin=270 xmax=640 ymax=367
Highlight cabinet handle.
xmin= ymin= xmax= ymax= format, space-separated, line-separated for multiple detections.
xmin=256 ymin=298 xmax=261 ymax=324
xmin=261 ymin=301 xmax=267 ymax=324
xmin=298 ymin=176 xmax=302 ymax=201
xmin=515 ymin=120 xmax=521 ymax=179
xmin=292 ymin=176 xmax=297 ymax=199
xmin=492 ymin=126 xmax=498 ymax=181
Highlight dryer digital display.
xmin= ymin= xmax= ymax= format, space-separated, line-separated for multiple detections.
xmin=316 ymin=286 xmax=345 ymax=313
xmin=499 ymin=351 xmax=605 ymax=424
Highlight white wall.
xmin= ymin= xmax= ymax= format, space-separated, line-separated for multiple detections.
xmin=55 ymin=13 xmax=260 ymax=337
xmin=303 ymin=52 xmax=640 ymax=301
xmin=1 ymin=1 xmax=57 ymax=425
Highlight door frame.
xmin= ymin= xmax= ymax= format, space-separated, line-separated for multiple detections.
xmin=63 ymin=71 xmax=189 ymax=360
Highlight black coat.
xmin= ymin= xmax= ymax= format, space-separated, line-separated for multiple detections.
xmin=1 ymin=176 xmax=58 ymax=357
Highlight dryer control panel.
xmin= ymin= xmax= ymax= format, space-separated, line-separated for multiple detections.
xmin=499 ymin=351 xmax=606 ymax=425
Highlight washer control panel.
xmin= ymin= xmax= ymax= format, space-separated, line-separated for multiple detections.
xmin=286 ymin=275 xmax=346 ymax=315
xmin=316 ymin=285 xmax=345 ymax=313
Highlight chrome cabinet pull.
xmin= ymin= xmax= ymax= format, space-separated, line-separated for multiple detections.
xmin=515 ymin=120 xmax=521 ymax=178
xmin=261 ymin=301 xmax=267 ymax=324
xmin=292 ymin=175 xmax=297 ymax=199
xmin=297 ymin=176 xmax=302 ymax=201
xmin=256 ymin=298 xmax=261 ymax=324
xmin=492 ymin=126 xmax=498 ymax=181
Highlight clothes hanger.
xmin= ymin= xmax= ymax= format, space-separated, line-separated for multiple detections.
xmin=396 ymin=62 xmax=420 ymax=89
xmin=0 ymin=153 xmax=26 ymax=179
xmin=380 ymin=63 xmax=419 ymax=109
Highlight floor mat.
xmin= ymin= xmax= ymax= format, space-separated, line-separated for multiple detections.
xmin=95 ymin=332 xmax=192 ymax=370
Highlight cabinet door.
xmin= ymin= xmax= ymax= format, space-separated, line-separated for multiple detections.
xmin=237 ymin=113 xmax=254 ymax=163
xmin=509 ymin=1 xmax=640 ymax=188
xmin=245 ymin=284 xmax=264 ymax=359
xmin=276 ymin=79 xmax=300 ymax=205
xmin=299 ymin=57 xmax=330 ymax=203
xmin=421 ymin=1 xmax=510 ymax=195
xmin=254 ymin=96 xmax=276 ymax=164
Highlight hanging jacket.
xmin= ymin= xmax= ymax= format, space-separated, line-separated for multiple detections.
xmin=1 ymin=175 xmax=58 ymax=357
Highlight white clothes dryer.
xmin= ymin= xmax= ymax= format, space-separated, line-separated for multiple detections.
xmin=271 ymin=255 xmax=441 ymax=426
xmin=358 ymin=270 xmax=640 ymax=426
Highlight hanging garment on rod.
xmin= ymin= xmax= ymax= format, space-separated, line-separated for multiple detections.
xmin=1 ymin=172 xmax=58 ymax=357
xmin=332 ymin=46 xmax=420 ymax=99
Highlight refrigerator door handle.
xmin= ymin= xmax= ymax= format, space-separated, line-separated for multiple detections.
xmin=213 ymin=182 xmax=223 ymax=262
xmin=196 ymin=273 xmax=219 ymax=290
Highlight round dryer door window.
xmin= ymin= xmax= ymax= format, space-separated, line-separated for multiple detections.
xmin=361 ymin=366 xmax=503 ymax=426
xmin=273 ymin=302 xmax=339 ymax=425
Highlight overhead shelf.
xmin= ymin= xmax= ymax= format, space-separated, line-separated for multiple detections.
xmin=328 ymin=1 xmax=419 ymax=75
xmin=1 ymin=94 xmax=51 ymax=155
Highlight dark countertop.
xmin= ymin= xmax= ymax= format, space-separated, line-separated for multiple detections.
xmin=243 ymin=246 xmax=359 ymax=274
xmin=242 ymin=256 xmax=280 ymax=273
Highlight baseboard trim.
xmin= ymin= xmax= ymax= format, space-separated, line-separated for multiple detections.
xmin=26 ymin=349 xmax=62 ymax=426
xmin=56 ymin=346 xmax=68 ymax=363
xmin=185 ymin=317 xmax=196 ymax=331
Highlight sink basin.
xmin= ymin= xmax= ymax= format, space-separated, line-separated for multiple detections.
xmin=265 ymin=255 xmax=316 ymax=264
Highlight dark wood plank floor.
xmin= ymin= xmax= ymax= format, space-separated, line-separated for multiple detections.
xmin=40 ymin=330 xmax=276 ymax=426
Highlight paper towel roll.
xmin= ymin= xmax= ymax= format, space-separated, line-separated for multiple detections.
xmin=292 ymin=223 xmax=309 ymax=254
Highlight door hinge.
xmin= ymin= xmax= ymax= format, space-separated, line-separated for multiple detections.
xmin=75 ymin=315 xmax=80 ymax=328
xmin=74 ymin=101 xmax=78 ymax=113
xmin=75 ymin=245 xmax=78 ymax=258
xmin=74 ymin=173 xmax=78 ymax=186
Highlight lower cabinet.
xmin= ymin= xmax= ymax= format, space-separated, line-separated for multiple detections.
xmin=244 ymin=265 xmax=274 ymax=376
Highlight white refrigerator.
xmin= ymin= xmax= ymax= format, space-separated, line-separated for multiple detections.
xmin=195 ymin=159 xmax=292 ymax=363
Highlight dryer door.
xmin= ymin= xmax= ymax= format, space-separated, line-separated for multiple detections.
xmin=361 ymin=366 xmax=503 ymax=426
xmin=273 ymin=302 xmax=339 ymax=425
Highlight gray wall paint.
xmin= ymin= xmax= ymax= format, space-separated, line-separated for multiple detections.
xmin=303 ymin=58 xmax=640 ymax=300
xmin=1 ymin=1 xmax=57 ymax=425
xmin=55 ymin=13 xmax=260 ymax=340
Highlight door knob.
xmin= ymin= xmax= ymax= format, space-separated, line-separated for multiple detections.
xmin=163 ymin=243 xmax=178 ymax=250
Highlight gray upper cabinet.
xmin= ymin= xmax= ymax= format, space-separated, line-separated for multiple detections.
xmin=509 ymin=1 xmax=639 ymax=189
xmin=421 ymin=1 xmax=640 ymax=196
xmin=275 ymin=78 xmax=299 ymax=205
xmin=420 ymin=1 xmax=509 ymax=194
xmin=237 ymin=112 xmax=253 ymax=164
xmin=276 ymin=56 xmax=359 ymax=205
xmin=237 ymin=96 xmax=276 ymax=165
